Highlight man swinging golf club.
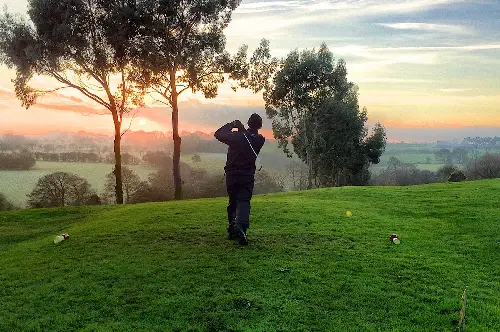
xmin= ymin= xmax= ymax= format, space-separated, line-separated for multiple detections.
xmin=214 ymin=113 xmax=265 ymax=245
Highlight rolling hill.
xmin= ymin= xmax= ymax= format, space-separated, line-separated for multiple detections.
xmin=1 ymin=180 xmax=499 ymax=331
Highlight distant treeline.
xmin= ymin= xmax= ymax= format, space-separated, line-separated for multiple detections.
xmin=2 ymin=149 xmax=216 ymax=170
xmin=34 ymin=152 xmax=101 ymax=163
xmin=33 ymin=151 xmax=142 ymax=165
xmin=0 ymin=151 xmax=36 ymax=170
xmin=0 ymin=133 xmax=227 ymax=155
xmin=371 ymin=153 xmax=500 ymax=186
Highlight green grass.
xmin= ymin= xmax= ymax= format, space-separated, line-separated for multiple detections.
xmin=1 ymin=180 xmax=499 ymax=331
xmin=0 ymin=162 xmax=156 ymax=207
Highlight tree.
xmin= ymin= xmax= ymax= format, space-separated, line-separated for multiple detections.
xmin=434 ymin=149 xmax=452 ymax=164
xmin=191 ymin=154 xmax=202 ymax=163
xmin=0 ymin=150 xmax=36 ymax=170
xmin=451 ymin=148 xmax=469 ymax=164
xmin=0 ymin=134 xmax=35 ymax=152
xmin=0 ymin=1 xmax=145 ymax=204
xmin=0 ymin=193 xmax=16 ymax=211
xmin=372 ymin=159 xmax=437 ymax=186
xmin=142 ymin=151 xmax=173 ymax=168
xmin=144 ymin=168 xmax=176 ymax=202
xmin=449 ymin=171 xmax=466 ymax=182
xmin=129 ymin=0 xmax=249 ymax=200
xmin=103 ymin=166 xmax=143 ymax=204
xmin=254 ymin=170 xmax=284 ymax=194
xmin=436 ymin=164 xmax=460 ymax=182
xmin=265 ymin=44 xmax=386 ymax=187
xmin=27 ymin=172 xmax=94 ymax=208
xmin=287 ymin=159 xmax=309 ymax=191
xmin=466 ymin=153 xmax=500 ymax=179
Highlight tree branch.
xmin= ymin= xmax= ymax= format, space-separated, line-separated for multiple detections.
xmin=150 ymin=94 xmax=171 ymax=107
xmin=50 ymin=71 xmax=111 ymax=109
xmin=121 ymin=108 xmax=139 ymax=137
xmin=34 ymin=86 xmax=69 ymax=94
xmin=178 ymin=85 xmax=190 ymax=95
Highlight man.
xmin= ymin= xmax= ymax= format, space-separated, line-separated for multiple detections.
xmin=214 ymin=113 xmax=265 ymax=245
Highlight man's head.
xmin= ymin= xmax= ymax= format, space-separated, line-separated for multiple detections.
xmin=247 ymin=113 xmax=263 ymax=130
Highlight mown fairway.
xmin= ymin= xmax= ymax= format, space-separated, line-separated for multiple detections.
xmin=1 ymin=180 xmax=499 ymax=331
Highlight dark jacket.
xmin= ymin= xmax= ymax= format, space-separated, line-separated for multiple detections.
xmin=214 ymin=123 xmax=265 ymax=175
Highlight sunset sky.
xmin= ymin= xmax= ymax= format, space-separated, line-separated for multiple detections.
xmin=0 ymin=0 xmax=499 ymax=142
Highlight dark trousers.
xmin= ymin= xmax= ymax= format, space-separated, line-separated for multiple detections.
xmin=226 ymin=173 xmax=255 ymax=232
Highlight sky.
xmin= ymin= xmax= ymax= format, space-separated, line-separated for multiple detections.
xmin=0 ymin=0 xmax=499 ymax=142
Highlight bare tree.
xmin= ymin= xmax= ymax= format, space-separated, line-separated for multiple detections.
xmin=27 ymin=172 xmax=95 ymax=208
xmin=466 ymin=153 xmax=500 ymax=179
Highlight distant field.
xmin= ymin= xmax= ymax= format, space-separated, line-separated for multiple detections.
xmin=0 ymin=155 xmax=235 ymax=208
xmin=378 ymin=144 xmax=498 ymax=166
xmin=0 ymin=162 xmax=156 ymax=208
xmin=370 ymin=163 xmax=458 ymax=173
xmin=1 ymin=143 xmax=490 ymax=207
xmin=379 ymin=153 xmax=436 ymax=165
xmin=182 ymin=153 xmax=226 ymax=174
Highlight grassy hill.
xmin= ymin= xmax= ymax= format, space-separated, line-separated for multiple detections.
xmin=1 ymin=180 xmax=499 ymax=331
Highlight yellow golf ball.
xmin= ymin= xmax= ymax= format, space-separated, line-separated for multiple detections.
xmin=346 ymin=210 xmax=352 ymax=217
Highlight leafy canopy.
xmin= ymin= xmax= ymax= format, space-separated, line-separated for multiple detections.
xmin=130 ymin=0 xmax=246 ymax=102
xmin=264 ymin=44 xmax=386 ymax=186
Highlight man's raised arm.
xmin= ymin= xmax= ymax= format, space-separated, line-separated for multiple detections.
xmin=214 ymin=120 xmax=245 ymax=145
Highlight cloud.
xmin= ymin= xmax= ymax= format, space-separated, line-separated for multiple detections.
xmin=126 ymin=100 xmax=267 ymax=134
xmin=227 ymin=0 xmax=468 ymax=39
xmin=438 ymin=88 xmax=473 ymax=92
xmin=53 ymin=93 xmax=85 ymax=104
xmin=33 ymin=103 xmax=107 ymax=115
xmin=377 ymin=23 xmax=471 ymax=34
xmin=236 ymin=1 xmax=302 ymax=14
xmin=355 ymin=77 xmax=435 ymax=83
xmin=368 ymin=44 xmax=500 ymax=52
xmin=329 ymin=44 xmax=500 ymax=56
xmin=0 ymin=85 xmax=101 ymax=111
xmin=0 ymin=86 xmax=15 ymax=98
xmin=235 ymin=0 xmax=466 ymax=16
xmin=321 ymin=43 xmax=500 ymax=76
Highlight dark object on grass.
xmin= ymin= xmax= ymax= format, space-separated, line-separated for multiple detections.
xmin=86 ymin=194 xmax=102 ymax=205
xmin=389 ymin=233 xmax=400 ymax=244
xmin=448 ymin=171 xmax=466 ymax=182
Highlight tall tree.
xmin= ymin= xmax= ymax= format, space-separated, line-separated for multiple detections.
xmin=130 ymin=0 xmax=248 ymax=200
xmin=0 ymin=0 xmax=145 ymax=204
xmin=265 ymin=44 xmax=386 ymax=187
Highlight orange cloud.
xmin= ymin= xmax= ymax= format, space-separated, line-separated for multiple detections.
xmin=33 ymin=102 xmax=106 ymax=115
xmin=53 ymin=93 xmax=85 ymax=104
xmin=0 ymin=87 xmax=14 ymax=98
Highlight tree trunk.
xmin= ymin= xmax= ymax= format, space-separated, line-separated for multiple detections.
xmin=304 ymin=118 xmax=313 ymax=190
xmin=170 ymin=73 xmax=182 ymax=200
xmin=112 ymin=111 xmax=124 ymax=204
